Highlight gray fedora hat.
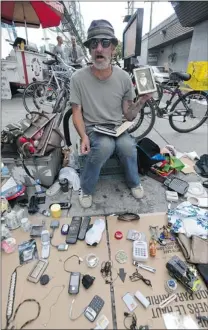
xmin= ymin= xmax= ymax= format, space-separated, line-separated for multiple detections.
xmin=83 ymin=19 xmax=118 ymax=48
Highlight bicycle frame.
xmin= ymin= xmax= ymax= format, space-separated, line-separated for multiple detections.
xmin=158 ymin=83 xmax=190 ymax=117
xmin=39 ymin=56 xmax=76 ymax=106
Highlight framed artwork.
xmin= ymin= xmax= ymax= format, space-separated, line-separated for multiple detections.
xmin=133 ymin=66 xmax=157 ymax=95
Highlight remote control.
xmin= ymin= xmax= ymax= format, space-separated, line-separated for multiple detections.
xmin=66 ymin=216 xmax=82 ymax=244
xmin=84 ymin=295 xmax=105 ymax=322
xmin=78 ymin=216 xmax=91 ymax=240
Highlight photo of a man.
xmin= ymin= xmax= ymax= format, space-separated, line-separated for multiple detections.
xmin=133 ymin=67 xmax=157 ymax=95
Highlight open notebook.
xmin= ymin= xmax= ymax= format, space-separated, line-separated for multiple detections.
xmin=93 ymin=121 xmax=134 ymax=137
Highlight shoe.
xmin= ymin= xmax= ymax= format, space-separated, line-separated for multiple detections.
xmin=78 ymin=188 xmax=92 ymax=208
xmin=131 ymin=184 xmax=144 ymax=199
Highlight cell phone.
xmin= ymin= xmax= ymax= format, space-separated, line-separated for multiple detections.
xmin=66 ymin=216 xmax=82 ymax=244
xmin=84 ymin=295 xmax=105 ymax=322
xmin=68 ymin=272 xmax=81 ymax=294
xmin=41 ymin=230 xmax=50 ymax=259
xmin=57 ymin=244 xmax=69 ymax=251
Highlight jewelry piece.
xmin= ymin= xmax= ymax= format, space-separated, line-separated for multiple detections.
xmin=85 ymin=254 xmax=99 ymax=268
xmin=115 ymin=250 xmax=128 ymax=264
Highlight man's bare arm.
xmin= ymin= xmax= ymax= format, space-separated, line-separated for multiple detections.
xmin=123 ymin=95 xmax=152 ymax=121
xmin=72 ymin=103 xmax=90 ymax=154
xmin=72 ymin=103 xmax=86 ymax=138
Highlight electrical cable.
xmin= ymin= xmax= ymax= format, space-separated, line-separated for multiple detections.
xmin=42 ymin=285 xmax=65 ymax=327
xmin=63 ymin=255 xmax=83 ymax=274
xmin=50 ymin=228 xmax=58 ymax=248
xmin=69 ymin=299 xmax=86 ymax=321
xmin=123 ymin=312 xmax=138 ymax=330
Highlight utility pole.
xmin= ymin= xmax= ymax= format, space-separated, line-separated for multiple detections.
xmin=149 ymin=1 xmax=153 ymax=32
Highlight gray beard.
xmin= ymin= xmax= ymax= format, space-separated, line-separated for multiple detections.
xmin=92 ymin=58 xmax=111 ymax=70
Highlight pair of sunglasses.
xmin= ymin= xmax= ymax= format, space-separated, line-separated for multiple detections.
xmin=90 ymin=38 xmax=112 ymax=49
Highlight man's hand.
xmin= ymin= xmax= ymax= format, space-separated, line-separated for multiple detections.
xmin=81 ymin=134 xmax=90 ymax=154
xmin=139 ymin=93 xmax=153 ymax=104
xmin=123 ymin=93 xmax=154 ymax=121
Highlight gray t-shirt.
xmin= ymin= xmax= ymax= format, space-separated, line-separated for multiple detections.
xmin=53 ymin=45 xmax=64 ymax=59
xmin=70 ymin=66 xmax=135 ymax=126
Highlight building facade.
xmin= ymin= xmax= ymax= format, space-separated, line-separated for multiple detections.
xmin=139 ymin=1 xmax=208 ymax=90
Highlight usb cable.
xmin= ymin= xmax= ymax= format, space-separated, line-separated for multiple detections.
xmin=69 ymin=299 xmax=86 ymax=321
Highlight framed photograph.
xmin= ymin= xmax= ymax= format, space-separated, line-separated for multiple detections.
xmin=133 ymin=66 xmax=157 ymax=95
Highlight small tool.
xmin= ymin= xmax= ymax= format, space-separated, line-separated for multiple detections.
xmin=129 ymin=269 xmax=152 ymax=287
xmin=133 ymin=261 xmax=156 ymax=273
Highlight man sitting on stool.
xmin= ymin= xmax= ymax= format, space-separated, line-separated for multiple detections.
xmin=70 ymin=19 xmax=152 ymax=208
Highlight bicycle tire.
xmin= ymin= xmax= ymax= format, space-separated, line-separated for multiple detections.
xmin=53 ymin=88 xmax=69 ymax=115
xmin=169 ymin=90 xmax=208 ymax=133
xmin=23 ymin=81 xmax=57 ymax=113
xmin=128 ymin=99 xmax=156 ymax=141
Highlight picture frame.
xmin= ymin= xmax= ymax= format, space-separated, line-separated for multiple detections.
xmin=133 ymin=66 xmax=157 ymax=95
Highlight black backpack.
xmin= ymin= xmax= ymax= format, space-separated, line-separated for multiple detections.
xmin=136 ymin=138 xmax=160 ymax=174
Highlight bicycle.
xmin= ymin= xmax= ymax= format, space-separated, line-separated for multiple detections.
xmin=154 ymin=71 xmax=208 ymax=133
xmin=22 ymin=51 xmax=76 ymax=114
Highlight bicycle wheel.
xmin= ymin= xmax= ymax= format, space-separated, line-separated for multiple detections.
xmin=128 ymin=98 xmax=156 ymax=141
xmin=169 ymin=90 xmax=208 ymax=133
xmin=53 ymin=88 xmax=69 ymax=114
xmin=23 ymin=81 xmax=58 ymax=113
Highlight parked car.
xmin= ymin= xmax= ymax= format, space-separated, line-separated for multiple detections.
xmin=151 ymin=66 xmax=170 ymax=84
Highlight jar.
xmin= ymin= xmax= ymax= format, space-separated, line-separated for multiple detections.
xmin=1 ymin=238 xmax=16 ymax=254
xmin=50 ymin=204 xmax=61 ymax=218
xmin=21 ymin=218 xmax=31 ymax=232
xmin=5 ymin=211 xmax=21 ymax=230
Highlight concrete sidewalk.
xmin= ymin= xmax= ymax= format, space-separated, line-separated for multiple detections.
xmin=1 ymin=95 xmax=207 ymax=216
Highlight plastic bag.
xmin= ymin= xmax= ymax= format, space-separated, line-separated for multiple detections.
xmin=59 ymin=167 xmax=80 ymax=191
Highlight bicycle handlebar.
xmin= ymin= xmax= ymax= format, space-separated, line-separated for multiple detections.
xmin=44 ymin=50 xmax=56 ymax=57
xmin=44 ymin=50 xmax=76 ymax=72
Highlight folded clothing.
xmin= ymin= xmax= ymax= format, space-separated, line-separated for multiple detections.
xmin=176 ymin=234 xmax=208 ymax=264
xmin=168 ymin=201 xmax=208 ymax=239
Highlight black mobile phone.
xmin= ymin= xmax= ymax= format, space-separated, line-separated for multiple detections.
xmin=68 ymin=272 xmax=81 ymax=294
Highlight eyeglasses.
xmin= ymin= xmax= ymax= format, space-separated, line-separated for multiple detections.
xmin=90 ymin=39 xmax=112 ymax=49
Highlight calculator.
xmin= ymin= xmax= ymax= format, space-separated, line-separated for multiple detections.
xmin=164 ymin=176 xmax=189 ymax=195
xmin=133 ymin=241 xmax=148 ymax=262
xmin=84 ymin=295 xmax=105 ymax=322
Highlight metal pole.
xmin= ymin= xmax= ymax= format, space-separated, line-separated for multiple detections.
xmin=149 ymin=2 xmax=153 ymax=32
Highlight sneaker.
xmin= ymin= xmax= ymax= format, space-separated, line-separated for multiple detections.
xmin=131 ymin=184 xmax=144 ymax=199
xmin=78 ymin=188 xmax=92 ymax=208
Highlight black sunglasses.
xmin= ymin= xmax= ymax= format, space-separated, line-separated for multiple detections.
xmin=90 ymin=39 xmax=112 ymax=49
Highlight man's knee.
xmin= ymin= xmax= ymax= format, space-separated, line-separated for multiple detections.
xmin=116 ymin=133 xmax=137 ymax=157
xmin=89 ymin=136 xmax=115 ymax=163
